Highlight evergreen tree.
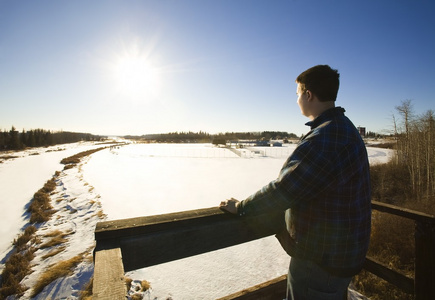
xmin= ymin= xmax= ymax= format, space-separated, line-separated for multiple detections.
xmin=0 ymin=130 xmax=5 ymax=150
xmin=28 ymin=130 xmax=35 ymax=147
xmin=9 ymin=126 xmax=22 ymax=150
xmin=20 ymin=129 xmax=27 ymax=148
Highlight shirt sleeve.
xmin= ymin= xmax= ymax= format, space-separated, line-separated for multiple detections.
xmin=238 ymin=139 xmax=339 ymax=216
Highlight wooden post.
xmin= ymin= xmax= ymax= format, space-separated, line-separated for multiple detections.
xmin=414 ymin=221 xmax=435 ymax=300
xmin=217 ymin=274 xmax=287 ymax=300
xmin=93 ymin=246 xmax=126 ymax=300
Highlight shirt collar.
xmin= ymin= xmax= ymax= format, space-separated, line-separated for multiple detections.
xmin=305 ymin=106 xmax=346 ymax=129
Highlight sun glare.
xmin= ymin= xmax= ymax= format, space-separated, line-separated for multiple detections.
xmin=109 ymin=41 xmax=162 ymax=102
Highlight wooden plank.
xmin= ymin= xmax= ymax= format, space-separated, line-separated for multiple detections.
xmin=216 ymin=275 xmax=287 ymax=300
xmin=93 ymin=247 xmax=126 ymax=300
xmin=119 ymin=209 xmax=284 ymax=272
xmin=363 ymin=256 xmax=414 ymax=294
xmin=96 ymin=203 xmax=435 ymax=242
xmin=372 ymin=201 xmax=435 ymax=223
xmin=95 ymin=207 xmax=226 ymax=240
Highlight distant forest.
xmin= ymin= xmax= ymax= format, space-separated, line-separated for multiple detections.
xmin=0 ymin=126 xmax=104 ymax=151
xmin=124 ymin=131 xmax=300 ymax=144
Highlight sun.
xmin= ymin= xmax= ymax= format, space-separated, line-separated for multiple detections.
xmin=109 ymin=43 xmax=162 ymax=101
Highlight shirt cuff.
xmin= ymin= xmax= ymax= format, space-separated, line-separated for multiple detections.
xmin=237 ymin=201 xmax=246 ymax=217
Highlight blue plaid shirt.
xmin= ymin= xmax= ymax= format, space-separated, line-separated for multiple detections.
xmin=238 ymin=107 xmax=371 ymax=276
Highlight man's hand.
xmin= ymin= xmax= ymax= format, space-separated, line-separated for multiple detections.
xmin=219 ymin=198 xmax=240 ymax=215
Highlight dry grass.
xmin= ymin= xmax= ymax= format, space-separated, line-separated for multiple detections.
xmin=13 ymin=225 xmax=37 ymax=250
xmin=28 ymin=177 xmax=58 ymax=224
xmin=31 ymin=254 xmax=84 ymax=297
xmin=353 ymin=211 xmax=415 ymax=299
xmin=63 ymin=164 xmax=75 ymax=170
xmin=124 ymin=277 xmax=151 ymax=299
xmin=60 ymin=148 xmax=106 ymax=165
xmin=125 ymin=277 xmax=133 ymax=291
xmin=39 ymin=230 xmax=70 ymax=249
xmin=370 ymin=161 xmax=412 ymax=204
xmin=353 ymin=270 xmax=414 ymax=300
xmin=41 ymin=178 xmax=57 ymax=194
xmin=141 ymin=280 xmax=151 ymax=291
xmin=0 ymin=248 xmax=36 ymax=299
xmin=43 ymin=229 xmax=64 ymax=238
xmin=41 ymin=246 xmax=67 ymax=260
xmin=94 ymin=210 xmax=106 ymax=219
xmin=0 ymin=225 xmax=40 ymax=298
xmin=0 ymin=155 xmax=18 ymax=161
xmin=353 ymin=158 xmax=435 ymax=299
xmin=131 ymin=293 xmax=143 ymax=300
xmin=0 ymin=173 xmax=62 ymax=299
xmin=79 ymin=277 xmax=93 ymax=300
xmin=39 ymin=237 xmax=68 ymax=250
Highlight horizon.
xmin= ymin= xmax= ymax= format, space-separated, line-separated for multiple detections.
xmin=2 ymin=127 xmax=381 ymax=139
xmin=1 ymin=0 xmax=435 ymax=137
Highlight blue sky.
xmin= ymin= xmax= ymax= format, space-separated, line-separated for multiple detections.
xmin=1 ymin=0 xmax=434 ymax=136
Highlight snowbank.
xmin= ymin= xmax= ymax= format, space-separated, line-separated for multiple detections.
xmin=0 ymin=142 xmax=103 ymax=261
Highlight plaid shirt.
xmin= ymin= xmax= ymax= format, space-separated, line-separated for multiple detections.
xmin=238 ymin=107 xmax=371 ymax=276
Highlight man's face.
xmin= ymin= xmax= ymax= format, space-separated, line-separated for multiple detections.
xmin=296 ymin=83 xmax=309 ymax=117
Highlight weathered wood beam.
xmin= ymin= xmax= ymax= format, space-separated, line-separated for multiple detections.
xmin=371 ymin=201 xmax=435 ymax=223
xmin=95 ymin=207 xmax=284 ymax=272
xmin=216 ymin=275 xmax=287 ymax=300
xmin=95 ymin=207 xmax=226 ymax=240
xmin=93 ymin=246 xmax=126 ymax=300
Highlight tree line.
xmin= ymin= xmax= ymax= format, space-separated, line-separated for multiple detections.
xmin=0 ymin=126 xmax=104 ymax=151
xmin=125 ymin=130 xmax=299 ymax=144
xmin=393 ymin=100 xmax=435 ymax=200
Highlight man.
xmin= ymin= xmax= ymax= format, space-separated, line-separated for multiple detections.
xmin=220 ymin=65 xmax=371 ymax=300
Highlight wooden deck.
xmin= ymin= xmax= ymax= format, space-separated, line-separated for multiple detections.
xmin=93 ymin=201 xmax=435 ymax=299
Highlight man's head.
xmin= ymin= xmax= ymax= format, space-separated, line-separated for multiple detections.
xmin=296 ymin=65 xmax=340 ymax=102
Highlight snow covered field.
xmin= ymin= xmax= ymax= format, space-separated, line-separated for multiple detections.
xmin=0 ymin=141 xmax=393 ymax=299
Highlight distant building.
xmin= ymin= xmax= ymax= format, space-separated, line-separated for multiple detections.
xmin=357 ymin=127 xmax=366 ymax=136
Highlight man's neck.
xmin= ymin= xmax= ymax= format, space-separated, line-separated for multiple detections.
xmin=308 ymin=101 xmax=335 ymax=120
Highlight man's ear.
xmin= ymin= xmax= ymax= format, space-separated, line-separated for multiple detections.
xmin=306 ymin=90 xmax=313 ymax=101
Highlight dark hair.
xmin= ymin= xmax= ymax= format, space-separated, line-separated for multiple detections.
xmin=296 ymin=65 xmax=340 ymax=102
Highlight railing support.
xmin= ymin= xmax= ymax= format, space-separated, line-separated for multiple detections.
xmin=414 ymin=221 xmax=435 ymax=300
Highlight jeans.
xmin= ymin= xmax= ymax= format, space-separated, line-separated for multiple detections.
xmin=287 ymin=257 xmax=351 ymax=300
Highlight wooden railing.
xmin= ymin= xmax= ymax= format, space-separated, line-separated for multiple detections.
xmin=93 ymin=201 xmax=435 ymax=300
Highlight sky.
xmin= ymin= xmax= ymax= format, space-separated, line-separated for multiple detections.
xmin=1 ymin=0 xmax=434 ymax=137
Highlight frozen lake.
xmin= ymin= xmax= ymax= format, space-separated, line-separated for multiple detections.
xmin=0 ymin=141 xmax=390 ymax=299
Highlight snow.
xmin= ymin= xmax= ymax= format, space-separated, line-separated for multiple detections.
xmin=0 ymin=142 xmax=103 ymax=261
xmin=0 ymin=141 xmax=390 ymax=299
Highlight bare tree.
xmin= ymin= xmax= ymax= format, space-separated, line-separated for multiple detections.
xmin=395 ymin=100 xmax=435 ymax=200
